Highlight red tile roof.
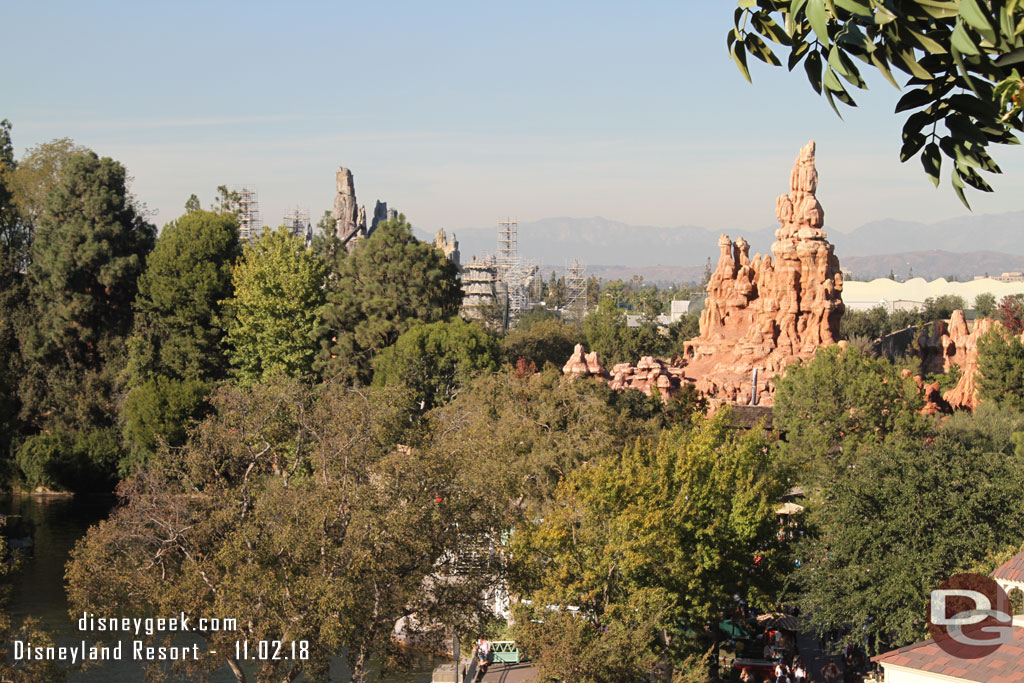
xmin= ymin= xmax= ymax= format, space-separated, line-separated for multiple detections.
xmin=872 ymin=629 xmax=1024 ymax=683
xmin=994 ymin=551 xmax=1024 ymax=584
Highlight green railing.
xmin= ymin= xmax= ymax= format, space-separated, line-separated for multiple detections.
xmin=490 ymin=641 xmax=520 ymax=664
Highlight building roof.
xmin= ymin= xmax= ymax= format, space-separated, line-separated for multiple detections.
xmin=993 ymin=550 xmax=1024 ymax=584
xmin=872 ymin=629 xmax=1024 ymax=683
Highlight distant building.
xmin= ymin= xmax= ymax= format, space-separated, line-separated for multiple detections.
xmin=975 ymin=271 xmax=1024 ymax=283
xmin=283 ymin=208 xmax=313 ymax=249
xmin=433 ymin=228 xmax=460 ymax=270
xmin=460 ymin=256 xmax=503 ymax=327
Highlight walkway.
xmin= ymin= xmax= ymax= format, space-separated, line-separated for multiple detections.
xmin=479 ymin=662 xmax=539 ymax=682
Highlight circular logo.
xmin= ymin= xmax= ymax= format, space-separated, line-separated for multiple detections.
xmin=928 ymin=573 xmax=1012 ymax=659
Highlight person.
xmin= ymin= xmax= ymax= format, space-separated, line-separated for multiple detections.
xmin=821 ymin=659 xmax=841 ymax=683
xmin=476 ymin=638 xmax=491 ymax=670
xmin=794 ymin=659 xmax=807 ymax=683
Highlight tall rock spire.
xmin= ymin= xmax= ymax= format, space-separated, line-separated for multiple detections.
xmin=683 ymin=141 xmax=845 ymax=405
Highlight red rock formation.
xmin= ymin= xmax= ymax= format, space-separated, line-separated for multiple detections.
xmin=683 ymin=141 xmax=844 ymax=405
xmin=562 ymin=344 xmax=608 ymax=378
xmin=943 ymin=317 xmax=996 ymax=410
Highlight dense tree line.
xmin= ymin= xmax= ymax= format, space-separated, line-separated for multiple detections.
xmin=6 ymin=118 xmax=1024 ymax=682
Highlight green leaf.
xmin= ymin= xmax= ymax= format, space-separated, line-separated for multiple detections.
xmin=894 ymin=49 xmax=935 ymax=79
xmin=788 ymin=40 xmax=812 ymax=70
xmin=752 ymin=13 xmax=792 ymax=46
xmin=807 ymin=0 xmax=831 ymax=44
xmin=805 ymin=49 xmax=824 ymax=94
xmin=738 ymin=0 xmax=756 ymax=7
xmin=951 ymin=21 xmax=981 ymax=56
xmin=916 ymin=0 xmax=960 ymax=19
xmin=791 ymin=0 xmax=809 ymax=13
xmin=895 ymin=88 xmax=936 ymax=113
xmin=874 ymin=5 xmax=897 ymax=24
xmin=836 ymin=48 xmax=868 ymax=87
xmin=900 ymin=132 xmax=928 ymax=161
xmin=746 ymin=33 xmax=783 ymax=66
xmin=834 ymin=0 xmax=872 ymax=18
xmin=959 ymin=0 xmax=997 ymax=44
xmin=921 ymin=142 xmax=942 ymax=187
xmin=732 ymin=40 xmax=752 ymax=82
xmin=901 ymin=110 xmax=935 ymax=140
xmin=870 ymin=51 xmax=901 ymax=89
xmin=947 ymin=93 xmax=999 ymax=119
xmin=951 ymin=166 xmax=970 ymax=208
xmin=946 ymin=113 xmax=989 ymax=145
xmin=994 ymin=47 xmax=1024 ymax=67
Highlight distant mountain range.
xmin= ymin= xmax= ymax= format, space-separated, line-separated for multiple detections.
xmin=414 ymin=211 xmax=1024 ymax=284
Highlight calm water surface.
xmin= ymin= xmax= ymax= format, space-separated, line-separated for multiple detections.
xmin=2 ymin=494 xmax=439 ymax=682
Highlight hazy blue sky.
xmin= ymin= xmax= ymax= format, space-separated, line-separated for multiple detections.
xmin=4 ymin=1 xmax=1022 ymax=235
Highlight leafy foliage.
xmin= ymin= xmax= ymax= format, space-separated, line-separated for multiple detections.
xmin=67 ymin=380 xmax=506 ymax=682
xmin=729 ymin=0 xmax=1024 ymax=206
xmin=127 ymin=209 xmax=240 ymax=384
xmin=15 ymin=427 xmax=121 ymax=492
xmin=119 ymin=376 xmax=213 ymax=475
xmin=794 ymin=404 xmax=1024 ymax=651
xmin=372 ymin=318 xmax=501 ymax=409
xmin=223 ymin=227 xmax=326 ymax=383
xmin=18 ymin=151 xmax=155 ymax=436
xmin=977 ymin=325 xmax=1024 ymax=408
xmin=316 ymin=217 xmax=462 ymax=384
xmin=502 ymin=317 xmax=583 ymax=370
xmin=773 ymin=346 xmax=925 ymax=484
xmin=998 ymin=293 xmax=1024 ymax=332
xmin=975 ymin=291 xmax=997 ymax=316
xmin=511 ymin=411 xmax=785 ymax=679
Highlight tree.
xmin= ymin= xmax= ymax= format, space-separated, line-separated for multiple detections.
xmin=372 ymin=318 xmax=501 ymax=410
xmin=510 ymin=411 xmax=786 ymax=680
xmin=921 ymin=293 xmax=967 ymax=319
xmin=7 ymin=137 xmax=88 ymax=229
xmin=184 ymin=193 xmax=201 ymax=213
xmin=773 ymin=346 xmax=924 ymax=484
xmin=222 ymin=227 xmax=326 ymax=383
xmin=582 ymin=299 xmax=671 ymax=366
xmin=0 ymin=120 xmax=26 ymax=472
xmin=729 ymin=1 xmax=1024 ymax=206
xmin=502 ymin=317 xmax=583 ymax=370
xmin=997 ymin=293 xmax=1024 ymax=332
xmin=316 ymin=216 xmax=462 ymax=384
xmin=18 ymin=150 xmax=155 ymax=435
xmin=127 ymin=209 xmax=240 ymax=384
xmin=977 ymin=325 xmax=1024 ymax=408
xmin=841 ymin=305 xmax=892 ymax=340
xmin=67 ymin=380 xmax=506 ymax=683
xmin=547 ymin=271 xmax=567 ymax=308
xmin=119 ymin=376 xmax=213 ymax=475
xmin=794 ymin=406 xmax=1024 ymax=652
xmin=975 ymin=291 xmax=997 ymax=317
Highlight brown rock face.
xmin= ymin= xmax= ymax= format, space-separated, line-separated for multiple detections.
xmin=683 ymin=141 xmax=844 ymax=405
xmin=943 ymin=317 xmax=996 ymax=410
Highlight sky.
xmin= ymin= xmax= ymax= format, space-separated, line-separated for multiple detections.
xmin=3 ymin=1 xmax=1022 ymax=236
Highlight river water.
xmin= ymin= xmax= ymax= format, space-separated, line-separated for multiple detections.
xmin=2 ymin=494 xmax=439 ymax=682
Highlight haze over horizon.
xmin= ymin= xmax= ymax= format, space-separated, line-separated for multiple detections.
xmin=4 ymin=2 xmax=1023 ymax=238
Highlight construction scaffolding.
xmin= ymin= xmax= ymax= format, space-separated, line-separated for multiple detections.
xmin=494 ymin=218 xmax=539 ymax=326
xmin=237 ymin=187 xmax=262 ymax=243
xmin=284 ymin=207 xmax=312 ymax=248
xmin=565 ymin=258 xmax=587 ymax=322
xmin=498 ymin=217 xmax=517 ymax=267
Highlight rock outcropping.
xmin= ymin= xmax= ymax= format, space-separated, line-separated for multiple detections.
xmin=561 ymin=345 xmax=688 ymax=402
xmin=683 ymin=141 xmax=845 ymax=404
xmin=331 ymin=167 xmax=396 ymax=250
xmin=942 ymin=315 xmax=996 ymax=410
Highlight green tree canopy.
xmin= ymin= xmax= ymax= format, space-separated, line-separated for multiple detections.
xmin=222 ymin=227 xmax=326 ymax=383
xmin=316 ymin=216 xmax=462 ymax=384
xmin=975 ymin=291 xmax=997 ymax=316
xmin=729 ymin=0 xmax=1024 ymax=206
xmin=977 ymin=325 xmax=1024 ymax=408
xmin=502 ymin=317 xmax=583 ymax=370
xmin=773 ymin=345 xmax=925 ymax=485
xmin=794 ymin=404 xmax=1024 ymax=651
xmin=18 ymin=150 xmax=155 ymax=433
xmin=128 ymin=209 xmax=240 ymax=384
xmin=372 ymin=318 xmax=501 ymax=410
xmin=511 ymin=411 xmax=785 ymax=680
xmin=67 ymin=380 xmax=506 ymax=683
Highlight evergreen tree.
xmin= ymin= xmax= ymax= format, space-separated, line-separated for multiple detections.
xmin=18 ymin=151 xmax=155 ymax=432
xmin=223 ymin=226 xmax=326 ymax=383
xmin=127 ymin=209 xmax=240 ymax=384
xmin=316 ymin=216 xmax=461 ymax=384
